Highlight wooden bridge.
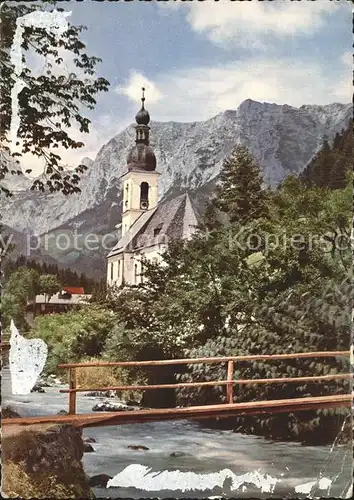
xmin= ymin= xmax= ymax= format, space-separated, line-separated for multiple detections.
xmin=2 ymin=350 xmax=352 ymax=429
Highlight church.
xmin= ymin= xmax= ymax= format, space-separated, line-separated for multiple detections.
xmin=106 ymin=89 xmax=199 ymax=287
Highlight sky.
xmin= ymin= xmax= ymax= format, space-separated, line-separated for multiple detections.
xmin=18 ymin=0 xmax=353 ymax=171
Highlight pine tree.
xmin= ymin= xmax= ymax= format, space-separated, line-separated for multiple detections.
xmin=329 ymin=121 xmax=352 ymax=189
xmin=215 ymin=145 xmax=269 ymax=225
xmin=301 ymin=121 xmax=352 ymax=190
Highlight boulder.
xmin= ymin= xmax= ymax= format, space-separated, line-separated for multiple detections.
xmin=31 ymin=384 xmax=45 ymax=393
xmin=83 ymin=442 xmax=95 ymax=453
xmin=57 ymin=409 xmax=68 ymax=415
xmin=92 ymin=401 xmax=133 ymax=412
xmin=127 ymin=445 xmax=149 ymax=451
xmin=89 ymin=474 xmax=113 ymax=487
xmin=2 ymin=406 xmax=21 ymax=418
xmin=85 ymin=391 xmax=105 ymax=397
xmin=85 ymin=390 xmax=116 ymax=398
xmin=170 ymin=451 xmax=191 ymax=458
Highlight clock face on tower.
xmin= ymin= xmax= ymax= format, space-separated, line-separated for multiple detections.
xmin=140 ymin=200 xmax=149 ymax=210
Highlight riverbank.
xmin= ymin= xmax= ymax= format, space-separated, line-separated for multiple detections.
xmin=2 ymin=423 xmax=92 ymax=499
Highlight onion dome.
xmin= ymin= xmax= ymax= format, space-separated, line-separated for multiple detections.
xmin=135 ymin=87 xmax=150 ymax=125
xmin=126 ymin=87 xmax=157 ymax=172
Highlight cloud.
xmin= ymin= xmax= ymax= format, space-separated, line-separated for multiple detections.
xmin=115 ymin=71 xmax=163 ymax=104
xmin=340 ymin=51 xmax=352 ymax=68
xmin=116 ymin=55 xmax=351 ymax=124
xmin=160 ymin=0 xmax=339 ymax=48
xmin=332 ymin=51 xmax=353 ymax=102
xmin=24 ymin=46 xmax=351 ymax=177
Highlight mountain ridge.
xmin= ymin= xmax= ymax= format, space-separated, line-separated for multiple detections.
xmin=1 ymin=100 xmax=351 ymax=275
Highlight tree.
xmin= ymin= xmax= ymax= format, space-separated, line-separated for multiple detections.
xmin=1 ymin=266 xmax=40 ymax=329
xmin=214 ymin=144 xmax=269 ymax=224
xmin=301 ymin=121 xmax=352 ymax=190
xmin=39 ymin=274 xmax=60 ymax=308
xmin=0 ymin=2 xmax=110 ymax=196
xmin=176 ymin=175 xmax=351 ymax=444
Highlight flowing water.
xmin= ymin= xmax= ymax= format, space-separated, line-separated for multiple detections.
xmin=2 ymin=369 xmax=352 ymax=499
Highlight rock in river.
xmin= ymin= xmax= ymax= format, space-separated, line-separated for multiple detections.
xmin=89 ymin=474 xmax=113 ymax=487
xmin=127 ymin=445 xmax=149 ymax=451
xmin=170 ymin=451 xmax=191 ymax=458
xmin=83 ymin=442 xmax=95 ymax=453
xmin=31 ymin=384 xmax=45 ymax=393
xmin=92 ymin=401 xmax=133 ymax=412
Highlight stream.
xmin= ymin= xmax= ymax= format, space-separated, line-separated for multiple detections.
xmin=2 ymin=369 xmax=352 ymax=499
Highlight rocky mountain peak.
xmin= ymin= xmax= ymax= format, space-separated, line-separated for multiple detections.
xmin=1 ymin=101 xmax=351 ymax=237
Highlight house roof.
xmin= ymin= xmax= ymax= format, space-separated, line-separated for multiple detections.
xmin=107 ymin=193 xmax=200 ymax=258
xmin=63 ymin=286 xmax=85 ymax=295
xmin=33 ymin=293 xmax=91 ymax=305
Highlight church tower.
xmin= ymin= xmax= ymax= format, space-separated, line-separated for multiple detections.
xmin=121 ymin=88 xmax=159 ymax=235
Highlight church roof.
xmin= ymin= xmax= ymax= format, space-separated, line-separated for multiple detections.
xmin=107 ymin=193 xmax=199 ymax=258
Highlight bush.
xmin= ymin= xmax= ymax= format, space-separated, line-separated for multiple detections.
xmin=176 ymin=322 xmax=350 ymax=444
xmin=74 ymin=357 xmax=123 ymax=390
xmin=29 ymin=305 xmax=116 ymax=374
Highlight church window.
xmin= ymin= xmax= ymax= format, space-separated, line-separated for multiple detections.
xmin=134 ymin=263 xmax=139 ymax=284
xmin=117 ymin=260 xmax=120 ymax=278
xmin=125 ymin=184 xmax=129 ymax=207
xmin=140 ymin=182 xmax=149 ymax=209
xmin=110 ymin=262 xmax=114 ymax=281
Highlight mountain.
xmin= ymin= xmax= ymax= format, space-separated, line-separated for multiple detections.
xmin=0 ymin=100 xmax=351 ymax=278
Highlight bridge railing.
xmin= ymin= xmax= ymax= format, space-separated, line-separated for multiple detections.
xmin=58 ymin=350 xmax=352 ymax=415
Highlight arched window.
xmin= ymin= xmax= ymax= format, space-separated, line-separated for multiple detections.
xmin=125 ymin=183 xmax=129 ymax=207
xmin=110 ymin=262 xmax=114 ymax=281
xmin=140 ymin=182 xmax=149 ymax=209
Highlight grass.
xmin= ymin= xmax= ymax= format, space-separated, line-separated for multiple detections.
xmin=2 ymin=461 xmax=80 ymax=499
xmin=71 ymin=358 xmax=143 ymax=403
xmin=1 ymin=428 xmax=94 ymax=499
xmin=73 ymin=361 xmax=124 ymax=390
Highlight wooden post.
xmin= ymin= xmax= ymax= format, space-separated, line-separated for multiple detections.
xmin=226 ymin=360 xmax=234 ymax=404
xmin=69 ymin=367 xmax=77 ymax=415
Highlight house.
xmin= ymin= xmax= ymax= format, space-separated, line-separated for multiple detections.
xmin=26 ymin=288 xmax=91 ymax=323
xmin=107 ymin=89 xmax=199 ymax=287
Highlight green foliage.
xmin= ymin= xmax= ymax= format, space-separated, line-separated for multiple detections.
xmin=39 ymin=274 xmax=60 ymax=301
xmin=301 ymin=120 xmax=352 ymax=190
xmin=29 ymin=305 xmax=115 ymax=374
xmin=4 ymin=255 xmax=99 ymax=292
xmin=0 ymin=2 xmax=110 ymax=196
xmin=213 ymin=144 xmax=270 ymax=224
xmin=92 ymin=144 xmax=351 ymax=443
xmin=1 ymin=266 xmax=40 ymax=329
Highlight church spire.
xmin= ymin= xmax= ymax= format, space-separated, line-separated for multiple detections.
xmin=126 ymin=87 xmax=156 ymax=171
xmin=135 ymin=87 xmax=150 ymax=132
